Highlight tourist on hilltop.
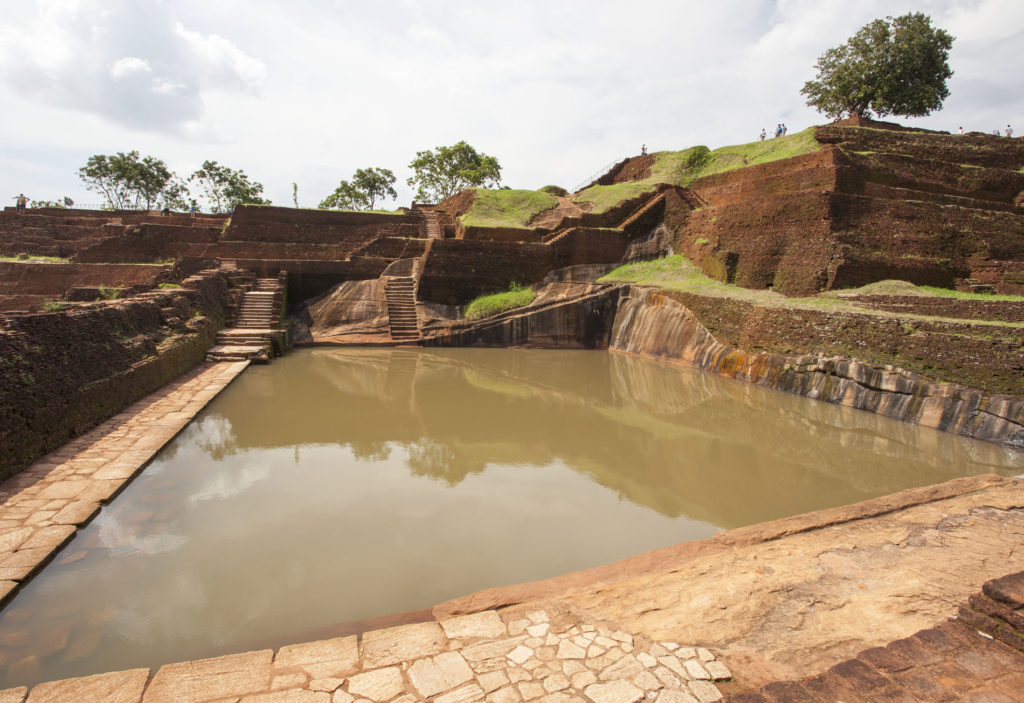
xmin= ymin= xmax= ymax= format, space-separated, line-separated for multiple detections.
xmin=1007 ymin=125 xmax=1014 ymax=138
xmin=781 ymin=123 xmax=788 ymax=136
xmin=958 ymin=126 xmax=964 ymax=135
xmin=641 ymin=144 xmax=647 ymax=156
xmin=760 ymin=128 xmax=766 ymax=141
xmin=161 ymin=205 xmax=171 ymax=216
xmin=774 ymin=124 xmax=782 ymax=138
xmin=13 ymin=193 xmax=28 ymax=214
xmin=189 ymin=198 xmax=198 ymax=217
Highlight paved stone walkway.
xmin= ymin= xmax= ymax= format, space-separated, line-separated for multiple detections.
xmin=0 ymin=361 xmax=248 ymax=610
xmin=0 ymin=608 xmax=731 ymax=703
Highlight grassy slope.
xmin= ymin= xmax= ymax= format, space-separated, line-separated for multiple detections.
xmin=598 ymin=256 xmax=1024 ymax=324
xmin=464 ymin=285 xmax=537 ymax=320
xmin=460 ymin=189 xmax=559 ymax=228
xmin=576 ymin=128 xmax=821 ymax=213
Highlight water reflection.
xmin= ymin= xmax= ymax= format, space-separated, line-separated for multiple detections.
xmin=0 ymin=348 xmax=1019 ymax=688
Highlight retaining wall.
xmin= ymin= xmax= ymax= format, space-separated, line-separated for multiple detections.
xmin=0 ymin=271 xmax=232 ymax=478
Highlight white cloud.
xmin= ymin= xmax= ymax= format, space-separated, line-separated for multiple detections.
xmin=109 ymin=56 xmax=152 ymax=80
xmin=1 ymin=0 xmax=1021 ymax=211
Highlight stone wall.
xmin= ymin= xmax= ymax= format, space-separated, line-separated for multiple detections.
xmin=459 ymin=226 xmax=541 ymax=243
xmin=958 ymin=570 xmax=1024 ymax=653
xmin=848 ymin=294 xmax=1024 ymax=322
xmin=418 ymin=239 xmax=555 ymax=306
xmin=0 ymin=270 xmax=232 ymax=478
xmin=0 ymin=262 xmax=172 ymax=311
xmin=72 ymin=224 xmax=221 ymax=263
xmin=223 ymin=206 xmax=421 ymax=247
xmin=665 ymin=124 xmax=1024 ymax=296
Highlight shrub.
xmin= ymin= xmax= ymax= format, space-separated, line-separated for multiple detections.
xmin=539 ymin=185 xmax=568 ymax=196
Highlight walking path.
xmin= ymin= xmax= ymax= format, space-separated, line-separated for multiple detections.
xmin=0 ymin=607 xmax=732 ymax=703
xmin=0 ymin=361 xmax=248 ymax=611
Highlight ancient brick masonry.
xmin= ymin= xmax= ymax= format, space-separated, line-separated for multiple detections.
xmin=665 ymin=124 xmax=1024 ymax=295
xmin=0 ymin=270 xmax=233 ymax=478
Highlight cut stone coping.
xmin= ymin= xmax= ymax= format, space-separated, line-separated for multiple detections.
xmin=0 ymin=608 xmax=731 ymax=703
xmin=0 ymin=361 xmax=249 ymax=609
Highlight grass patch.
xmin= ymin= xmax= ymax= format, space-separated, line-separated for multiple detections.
xmin=460 ymin=189 xmax=559 ymax=228
xmin=0 ymin=254 xmax=69 ymax=264
xmin=464 ymin=283 xmax=536 ymax=320
xmin=827 ymin=279 xmax=1024 ymax=302
xmin=158 ymin=282 xmax=181 ymax=289
xmin=599 ymin=257 xmax=1024 ymax=327
xmin=575 ymin=128 xmax=821 ymax=214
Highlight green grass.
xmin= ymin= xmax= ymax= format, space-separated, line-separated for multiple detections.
xmin=460 ymin=189 xmax=559 ymax=228
xmin=0 ymin=254 xmax=69 ymax=264
xmin=464 ymin=283 xmax=536 ymax=320
xmin=829 ymin=279 xmax=1024 ymax=302
xmin=575 ymin=129 xmax=821 ymax=214
xmin=158 ymin=282 xmax=181 ymax=289
xmin=598 ymin=256 xmax=1024 ymax=326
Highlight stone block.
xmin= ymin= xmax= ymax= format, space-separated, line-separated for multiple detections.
xmin=598 ymin=655 xmax=642 ymax=682
xmin=0 ymin=688 xmax=25 ymax=703
xmin=462 ymin=635 xmax=527 ymax=662
xmin=408 ymin=651 xmax=474 ymax=698
xmin=240 ymin=690 xmax=331 ymax=703
xmin=27 ymin=668 xmax=148 ymax=703
xmin=682 ymin=660 xmax=709 ymax=680
xmin=440 ymin=611 xmax=507 ymax=640
xmin=487 ymin=686 xmax=521 ymax=703
xmin=144 ymin=650 xmax=273 ymax=703
xmin=360 ymin=622 xmax=447 ymax=668
xmin=346 ymin=668 xmax=405 ymax=702
xmin=684 ymin=680 xmax=722 ymax=703
xmin=583 ymin=680 xmax=644 ymax=703
xmin=274 ymin=636 xmax=359 ymax=679
xmin=478 ymin=670 xmax=509 ymax=693
xmin=436 ymin=683 xmax=486 ymax=703
xmin=556 ymin=640 xmax=586 ymax=660
xmin=654 ymin=692 xmax=698 ymax=703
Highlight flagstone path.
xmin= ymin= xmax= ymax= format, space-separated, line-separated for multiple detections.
xmin=0 ymin=608 xmax=731 ymax=703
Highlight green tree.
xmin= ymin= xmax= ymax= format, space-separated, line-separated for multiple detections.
xmin=801 ymin=13 xmax=954 ymax=120
xmin=79 ymin=151 xmax=177 ymax=210
xmin=319 ymin=167 xmax=398 ymax=210
xmin=407 ymin=141 xmax=501 ymax=203
xmin=319 ymin=181 xmax=369 ymax=210
xmin=189 ymin=160 xmax=271 ymax=213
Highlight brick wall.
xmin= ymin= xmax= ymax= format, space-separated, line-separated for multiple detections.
xmin=0 ymin=271 xmax=232 ymax=478
xmin=418 ymin=239 xmax=555 ymax=306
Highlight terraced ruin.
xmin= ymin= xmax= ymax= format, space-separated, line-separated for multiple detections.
xmin=0 ymin=118 xmax=1022 ymax=701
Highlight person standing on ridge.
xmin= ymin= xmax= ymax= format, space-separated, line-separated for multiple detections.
xmin=13 ymin=193 xmax=28 ymax=214
xmin=189 ymin=198 xmax=198 ymax=217
xmin=641 ymin=144 xmax=647 ymax=155
xmin=760 ymin=128 xmax=766 ymax=141
xmin=958 ymin=126 xmax=964 ymax=135
xmin=1007 ymin=125 xmax=1014 ymax=138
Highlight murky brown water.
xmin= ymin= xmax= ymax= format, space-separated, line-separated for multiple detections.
xmin=1 ymin=348 xmax=1020 ymax=687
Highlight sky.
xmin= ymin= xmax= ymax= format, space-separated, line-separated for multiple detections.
xmin=1 ymin=0 xmax=1022 ymax=210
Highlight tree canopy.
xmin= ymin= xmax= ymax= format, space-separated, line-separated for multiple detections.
xmin=320 ymin=167 xmax=398 ymax=210
xmin=407 ymin=141 xmax=501 ymax=204
xmin=801 ymin=13 xmax=954 ymax=120
xmin=189 ymin=160 xmax=271 ymax=213
xmin=78 ymin=151 xmax=179 ymax=210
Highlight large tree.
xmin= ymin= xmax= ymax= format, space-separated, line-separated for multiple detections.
xmin=407 ymin=141 xmax=501 ymax=203
xmin=189 ymin=160 xmax=271 ymax=213
xmin=79 ymin=151 xmax=178 ymax=210
xmin=801 ymin=13 xmax=954 ymax=120
xmin=320 ymin=167 xmax=398 ymax=210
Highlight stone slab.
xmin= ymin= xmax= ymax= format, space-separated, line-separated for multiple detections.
xmin=345 ymin=667 xmax=404 ymax=702
xmin=360 ymin=621 xmax=447 ymax=668
xmin=408 ymin=651 xmax=474 ymax=698
xmin=143 ymin=650 xmax=273 ymax=703
xmin=26 ymin=668 xmax=149 ymax=703
xmin=274 ymin=636 xmax=359 ymax=679
xmin=441 ymin=611 xmax=507 ymax=640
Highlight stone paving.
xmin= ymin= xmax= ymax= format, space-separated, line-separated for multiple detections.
xmin=0 ymin=361 xmax=249 ymax=610
xmin=0 ymin=608 xmax=731 ymax=703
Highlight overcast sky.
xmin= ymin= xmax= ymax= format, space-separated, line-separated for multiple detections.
xmin=1 ymin=0 xmax=1022 ymax=210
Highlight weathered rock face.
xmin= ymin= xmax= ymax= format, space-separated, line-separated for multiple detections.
xmin=292 ymin=279 xmax=389 ymax=344
xmin=422 ymin=282 xmax=1024 ymax=447
xmin=421 ymin=283 xmax=623 ymax=349
xmin=609 ymin=287 xmax=1024 ymax=447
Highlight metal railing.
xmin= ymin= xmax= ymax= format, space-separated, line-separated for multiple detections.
xmin=571 ymin=158 xmax=624 ymax=194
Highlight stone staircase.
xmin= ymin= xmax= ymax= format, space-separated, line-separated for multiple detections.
xmin=382 ymin=266 xmax=417 ymax=345
xmin=207 ymin=273 xmax=288 ymax=362
xmin=423 ymin=210 xmax=442 ymax=239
